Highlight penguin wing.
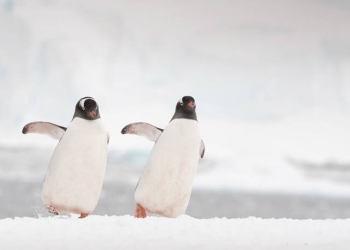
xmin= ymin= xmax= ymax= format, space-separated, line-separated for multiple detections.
xmin=121 ymin=122 xmax=163 ymax=142
xmin=200 ymin=139 xmax=205 ymax=158
xmin=22 ymin=122 xmax=67 ymax=140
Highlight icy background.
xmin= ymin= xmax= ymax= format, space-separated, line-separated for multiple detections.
xmin=1 ymin=0 xmax=350 ymax=219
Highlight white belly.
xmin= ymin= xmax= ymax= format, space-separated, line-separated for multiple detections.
xmin=135 ymin=119 xmax=201 ymax=217
xmin=42 ymin=118 xmax=108 ymax=214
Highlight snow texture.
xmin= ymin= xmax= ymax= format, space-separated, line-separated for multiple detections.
xmin=0 ymin=215 xmax=349 ymax=250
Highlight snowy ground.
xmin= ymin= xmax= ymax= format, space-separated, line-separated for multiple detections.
xmin=1 ymin=215 xmax=349 ymax=250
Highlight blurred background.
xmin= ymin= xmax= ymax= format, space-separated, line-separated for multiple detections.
xmin=1 ymin=0 xmax=350 ymax=219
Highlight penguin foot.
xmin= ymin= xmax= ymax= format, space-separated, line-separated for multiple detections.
xmin=134 ymin=204 xmax=147 ymax=218
xmin=79 ymin=213 xmax=89 ymax=219
xmin=46 ymin=206 xmax=59 ymax=215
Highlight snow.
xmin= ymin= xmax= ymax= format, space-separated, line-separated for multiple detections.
xmin=0 ymin=215 xmax=349 ymax=250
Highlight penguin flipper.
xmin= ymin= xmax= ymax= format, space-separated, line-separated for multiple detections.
xmin=200 ymin=139 xmax=205 ymax=158
xmin=121 ymin=122 xmax=163 ymax=142
xmin=22 ymin=122 xmax=66 ymax=140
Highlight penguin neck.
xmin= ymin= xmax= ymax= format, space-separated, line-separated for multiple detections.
xmin=170 ymin=111 xmax=197 ymax=122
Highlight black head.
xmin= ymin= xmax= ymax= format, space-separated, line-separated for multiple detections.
xmin=171 ymin=96 xmax=197 ymax=121
xmin=73 ymin=97 xmax=101 ymax=120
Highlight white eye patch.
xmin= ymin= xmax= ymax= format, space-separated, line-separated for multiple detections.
xmin=79 ymin=98 xmax=95 ymax=110
xmin=178 ymin=97 xmax=184 ymax=106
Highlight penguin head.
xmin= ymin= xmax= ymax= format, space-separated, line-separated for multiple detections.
xmin=171 ymin=96 xmax=197 ymax=121
xmin=74 ymin=97 xmax=101 ymax=120
xmin=176 ymin=96 xmax=196 ymax=114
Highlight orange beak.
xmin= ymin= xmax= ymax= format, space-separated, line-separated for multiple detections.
xmin=187 ymin=102 xmax=194 ymax=108
xmin=88 ymin=111 xmax=95 ymax=118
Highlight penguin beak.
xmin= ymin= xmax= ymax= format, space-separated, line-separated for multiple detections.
xmin=88 ymin=110 xmax=95 ymax=118
xmin=187 ymin=102 xmax=195 ymax=108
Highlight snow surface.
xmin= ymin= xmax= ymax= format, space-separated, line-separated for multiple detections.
xmin=0 ymin=215 xmax=349 ymax=250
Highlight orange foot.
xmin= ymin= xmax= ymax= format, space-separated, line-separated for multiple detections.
xmin=134 ymin=204 xmax=147 ymax=218
xmin=79 ymin=213 xmax=89 ymax=219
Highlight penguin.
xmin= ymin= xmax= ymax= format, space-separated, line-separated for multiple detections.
xmin=22 ymin=97 xmax=109 ymax=218
xmin=121 ymin=96 xmax=205 ymax=218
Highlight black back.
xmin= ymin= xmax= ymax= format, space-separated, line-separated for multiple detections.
xmin=170 ymin=96 xmax=197 ymax=121
xmin=73 ymin=97 xmax=101 ymax=120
